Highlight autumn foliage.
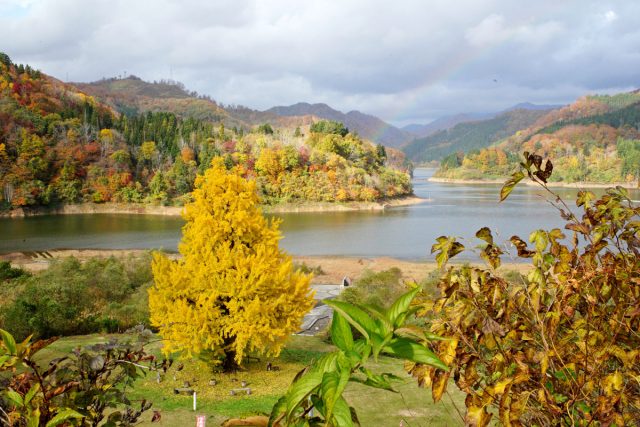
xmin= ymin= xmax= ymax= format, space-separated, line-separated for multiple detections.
xmin=436 ymin=93 xmax=640 ymax=184
xmin=148 ymin=159 xmax=314 ymax=369
xmin=415 ymin=153 xmax=640 ymax=426
xmin=1 ymin=54 xmax=412 ymax=211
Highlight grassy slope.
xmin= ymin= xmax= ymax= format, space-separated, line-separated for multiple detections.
xmin=38 ymin=333 xmax=464 ymax=427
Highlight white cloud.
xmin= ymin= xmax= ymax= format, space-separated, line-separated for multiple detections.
xmin=604 ymin=10 xmax=617 ymax=23
xmin=1 ymin=0 xmax=638 ymax=125
xmin=466 ymin=14 xmax=510 ymax=47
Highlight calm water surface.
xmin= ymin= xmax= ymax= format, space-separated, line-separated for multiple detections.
xmin=1 ymin=169 xmax=637 ymax=259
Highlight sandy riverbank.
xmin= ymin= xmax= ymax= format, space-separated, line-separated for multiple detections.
xmin=429 ymin=176 xmax=640 ymax=189
xmin=1 ymin=249 xmax=531 ymax=283
xmin=1 ymin=195 xmax=426 ymax=218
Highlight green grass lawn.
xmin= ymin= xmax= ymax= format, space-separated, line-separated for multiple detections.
xmin=39 ymin=333 xmax=465 ymax=427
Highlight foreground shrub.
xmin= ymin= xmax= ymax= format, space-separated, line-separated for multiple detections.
xmin=0 ymin=261 xmax=30 ymax=281
xmin=414 ymin=153 xmax=640 ymax=426
xmin=1 ymin=255 xmax=152 ymax=339
xmin=339 ymin=267 xmax=404 ymax=309
xmin=269 ymin=288 xmax=447 ymax=426
xmin=0 ymin=329 xmax=158 ymax=426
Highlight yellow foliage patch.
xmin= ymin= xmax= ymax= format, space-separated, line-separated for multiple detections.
xmin=149 ymin=159 xmax=315 ymax=366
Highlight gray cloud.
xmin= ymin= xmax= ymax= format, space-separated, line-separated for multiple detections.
xmin=1 ymin=0 xmax=638 ymax=125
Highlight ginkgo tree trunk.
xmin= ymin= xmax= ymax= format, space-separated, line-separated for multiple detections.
xmin=149 ymin=158 xmax=314 ymax=371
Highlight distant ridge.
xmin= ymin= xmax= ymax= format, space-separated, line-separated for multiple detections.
xmin=402 ymin=113 xmax=493 ymax=138
xmin=402 ymin=103 xmax=562 ymax=138
xmin=74 ymin=76 xmax=316 ymax=131
xmin=266 ymin=102 xmax=412 ymax=148
xmin=503 ymin=102 xmax=564 ymax=112
xmin=433 ymin=90 xmax=640 ymax=184
xmin=402 ymin=108 xmax=553 ymax=163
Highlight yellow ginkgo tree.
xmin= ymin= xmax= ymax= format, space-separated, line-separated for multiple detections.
xmin=149 ymin=158 xmax=314 ymax=370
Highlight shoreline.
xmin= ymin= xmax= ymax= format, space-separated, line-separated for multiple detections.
xmin=0 ymin=195 xmax=426 ymax=218
xmin=429 ymin=176 xmax=640 ymax=189
xmin=0 ymin=250 xmax=532 ymax=283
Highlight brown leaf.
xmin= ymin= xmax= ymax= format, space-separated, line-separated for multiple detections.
xmin=45 ymin=381 xmax=80 ymax=400
xmin=482 ymin=317 xmax=506 ymax=337
xmin=510 ymin=236 xmax=534 ymax=258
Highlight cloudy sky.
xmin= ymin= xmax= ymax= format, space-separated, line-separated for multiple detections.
xmin=1 ymin=0 xmax=638 ymax=126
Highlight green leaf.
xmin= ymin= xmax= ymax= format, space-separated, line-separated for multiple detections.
xmin=330 ymin=311 xmax=354 ymax=352
xmin=0 ymin=329 xmax=17 ymax=355
xmin=529 ymin=229 xmax=549 ymax=252
xmin=331 ymin=396 xmax=355 ymax=427
xmin=320 ymin=355 xmax=351 ymax=421
xmin=312 ymin=351 xmax=339 ymax=374
xmin=361 ymin=304 xmax=393 ymax=336
xmin=4 ymin=389 xmax=24 ymax=407
xmin=352 ymin=340 xmax=371 ymax=361
xmin=45 ymin=409 xmax=84 ymax=427
xmin=423 ymin=331 xmax=450 ymax=341
xmin=352 ymin=367 xmax=398 ymax=392
xmin=431 ymin=236 xmax=465 ymax=269
xmin=383 ymin=337 xmax=448 ymax=371
xmin=24 ymin=383 xmax=40 ymax=405
xmin=320 ymin=372 xmax=340 ymax=420
xmin=325 ymin=300 xmax=379 ymax=340
xmin=575 ymin=401 xmax=591 ymax=414
xmin=387 ymin=287 xmax=420 ymax=328
xmin=576 ymin=190 xmax=596 ymax=207
xmin=268 ymin=395 xmax=287 ymax=426
xmin=500 ymin=171 xmax=524 ymax=202
xmin=0 ymin=355 xmax=10 ymax=366
xmin=371 ymin=332 xmax=393 ymax=362
xmin=26 ymin=408 xmax=40 ymax=427
xmin=284 ymin=370 xmax=323 ymax=419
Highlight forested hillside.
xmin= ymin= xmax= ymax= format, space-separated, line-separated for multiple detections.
xmin=0 ymin=54 xmax=412 ymax=212
xmin=436 ymin=92 xmax=640 ymax=183
xmin=402 ymin=108 xmax=550 ymax=163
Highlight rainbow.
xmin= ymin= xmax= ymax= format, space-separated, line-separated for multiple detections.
xmin=370 ymin=5 xmax=567 ymax=143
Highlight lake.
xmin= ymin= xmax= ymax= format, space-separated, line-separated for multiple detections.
xmin=1 ymin=169 xmax=637 ymax=260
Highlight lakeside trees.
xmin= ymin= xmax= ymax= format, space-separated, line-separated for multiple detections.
xmin=148 ymin=159 xmax=314 ymax=370
xmin=0 ymin=54 xmax=412 ymax=212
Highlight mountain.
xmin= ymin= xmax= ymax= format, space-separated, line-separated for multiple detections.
xmin=503 ymin=102 xmax=564 ymax=112
xmin=77 ymin=81 xmax=413 ymax=147
xmin=402 ymin=113 xmax=493 ymax=138
xmin=402 ymin=103 xmax=562 ymax=138
xmin=266 ymin=102 xmax=412 ymax=148
xmin=402 ymin=108 xmax=551 ymax=163
xmin=435 ymin=91 xmax=640 ymax=183
xmin=74 ymin=76 xmax=232 ymax=122
xmin=74 ymin=76 xmax=317 ymax=131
